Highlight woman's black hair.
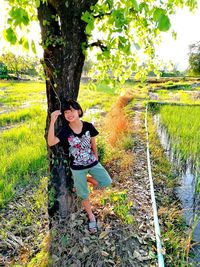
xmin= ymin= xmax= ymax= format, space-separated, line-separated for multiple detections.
xmin=62 ymin=100 xmax=83 ymax=117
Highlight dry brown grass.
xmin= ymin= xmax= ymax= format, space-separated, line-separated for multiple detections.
xmin=101 ymin=92 xmax=135 ymax=185
xmin=119 ymin=151 xmax=134 ymax=171
xmin=104 ymin=94 xmax=133 ymax=146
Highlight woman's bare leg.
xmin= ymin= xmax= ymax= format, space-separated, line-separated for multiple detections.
xmin=82 ymin=198 xmax=95 ymax=220
xmin=87 ymin=175 xmax=99 ymax=188
xmin=82 ymin=198 xmax=98 ymax=233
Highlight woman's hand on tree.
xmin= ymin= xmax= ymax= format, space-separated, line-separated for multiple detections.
xmin=51 ymin=110 xmax=61 ymax=124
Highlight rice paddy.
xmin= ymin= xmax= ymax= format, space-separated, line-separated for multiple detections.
xmin=0 ymin=105 xmax=45 ymax=126
xmin=148 ymin=81 xmax=200 ymax=265
xmin=148 ymin=80 xmax=200 ymax=104
xmin=0 ymin=81 xmax=46 ymax=108
xmin=0 ymin=81 xmax=118 ymax=207
xmin=0 ymin=109 xmax=47 ymax=207
xmin=158 ymin=105 xmax=200 ymax=163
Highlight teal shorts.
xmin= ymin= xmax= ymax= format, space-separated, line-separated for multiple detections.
xmin=70 ymin=163 xmax=112 ymax=200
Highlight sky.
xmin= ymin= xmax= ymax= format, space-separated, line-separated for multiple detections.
xmin=0 ymin=1 xmax=200 ymax=71
xmin=155 ymin=5 xmax=200 ymax=70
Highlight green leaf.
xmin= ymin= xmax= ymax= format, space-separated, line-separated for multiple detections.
xmin=61 ymin=235 xmax=68 ymax=247
xmin=85 ymin=21 xmax=94 ymax=35
xmin=23 ymin=40 xmax=29 ymax=50
xmin=119 ymin=36 xmax=126 ymax=44
xmin=142 ymin=18 xmax=148 ymax=27
xmin=43 ymin=19 xmax=50 ymax=26
xmin=88 ymin=82 xmax=96 ymax=91
xmin=131 ymin=62 xmax=137 ymax=71
xmin=123 ymin=43 xmax=131 ymax=55
xmin=157 ymin=14 xmax=171 ymax=31
xmin=7 ymin=18 xmax=12 ymax=25
xmin=35 ymin=0 xmax=40 ymax=8
xmin=139 ymin=2 xmax=149 ymax=13
xmin=81 ymin=11 xmax=93 ymax=23
xmin=9 ymin=7 xmax=29 ymax=26
xmin=106 ymin=0 xmax=114 ymax=9
xmin=19 ymin=37 xmax=24 ymax=44
xmin=153 ymin=8 xmax=165 ymax=21
xmin=172 ymin=30 xmax=177 ymax=40
xmin=102 ymin=50 xmax=110 ymax=58
xmin=131 ymin=0 xmax=139 ymax=11
xmin=112 ymin=10 xmax=126 ymax=30
xmin=82 ymin=11 xmax=94 ymax=35
xmin=3 ymin=27 xmax=17 ymax=44
xmin=31 ymin=41 xmax=36 ymax=54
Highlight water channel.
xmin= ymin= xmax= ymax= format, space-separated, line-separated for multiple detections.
xmin=153 ymin=114 xmax=200 ymax=263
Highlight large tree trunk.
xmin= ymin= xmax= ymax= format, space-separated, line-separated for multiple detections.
xmin=37 ymin=0 xmax=98 ymax=218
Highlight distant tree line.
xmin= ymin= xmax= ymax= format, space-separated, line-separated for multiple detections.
xmin=0 ymin=53 xmax=93 ymax=80
xmin=188 ymin=41 xmax=200 ymax=76
xmin=1 ymin=48 xmax=198 ymax=80
xmin=0 ymin=52 xmax=43 ymax=80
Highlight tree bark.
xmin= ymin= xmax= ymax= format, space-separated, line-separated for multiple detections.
xmin=37 ymin=0 xmax=98 ymax=218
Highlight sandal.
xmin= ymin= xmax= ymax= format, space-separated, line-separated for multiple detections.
xmin=88 ymin=220 xmax=98 ymax=234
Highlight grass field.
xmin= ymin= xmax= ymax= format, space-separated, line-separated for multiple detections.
xmin=1 ymin=80 xmax=199 ymax=208
xmin=0 ymin=82 xmax=46 ymax=109
xmin=0 ymin=81 xmax=118 ymax=207
xmin=1 ymin=79 xmax=199 ymax=266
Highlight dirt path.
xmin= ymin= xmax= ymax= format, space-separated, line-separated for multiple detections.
xmin=131 ymin=103 xmax=155 ymax=247
xmin=0 ymin=101 xmax=157 ymax=267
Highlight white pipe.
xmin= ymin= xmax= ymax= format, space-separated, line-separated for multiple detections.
xmin=145 ymin=104 xmax=165 ymax=266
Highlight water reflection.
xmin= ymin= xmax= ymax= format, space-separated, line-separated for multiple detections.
xmin=153 ymin=114 xmax=200 ymax=261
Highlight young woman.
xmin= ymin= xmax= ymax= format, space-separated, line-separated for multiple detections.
xmin=47 ymin=100 xmax=112 ymax=233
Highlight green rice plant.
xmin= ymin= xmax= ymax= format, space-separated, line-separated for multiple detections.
xmin=154 ymin=89 xmax=200 ymax=104
xmin=147 ymin=113 xmax=191 ymax=266
xmin=78 ymin=83 xmax=117 ymax=113
xmin=165 ymin=81 xmax=174 ymax=86
xmin=195 ymin=175 xmax=200 ymax=194
xmin=163 ymin=82 xmax=191 ymax=90
xmin=0 ymin=105 xmax=44 ymax=126
xmin=0 ymin=82 xmax=45 ymax=108
xmin=0 ymin=81 xmax=116 ymax=112
xmin=0 ymin=113 xmax=47 ymax=207
xmin=159 ymin=105 xmax=200 ymax=163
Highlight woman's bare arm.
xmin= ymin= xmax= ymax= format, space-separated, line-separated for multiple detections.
xmin=91 ymin=137 xmax=98 ymax=160
xmin=47 ymin=110 xmax=61 ymax=146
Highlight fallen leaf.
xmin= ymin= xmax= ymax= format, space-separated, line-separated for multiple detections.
xmin=99 ymin=231 xmax=108 ymax=239
xmin=101 ymin=251 xmax=109 ymax=257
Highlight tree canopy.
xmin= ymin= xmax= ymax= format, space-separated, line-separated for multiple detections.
xmin=2 ymin=0 xmax=198 ymax=85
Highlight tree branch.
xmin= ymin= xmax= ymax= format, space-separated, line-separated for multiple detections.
xmin=93 ymin=11 xmax=112 ymax=19
xmin=47 ymin=0 xmax=57 ymax=9
xmin=87 ymin=40 xmax=108 ymax=51
xmin=81 ymin=0 xmax=99 ymax=11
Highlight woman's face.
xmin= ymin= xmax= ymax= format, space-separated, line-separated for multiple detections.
xmin=64 ymin=107 xmax=80 ymax=122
